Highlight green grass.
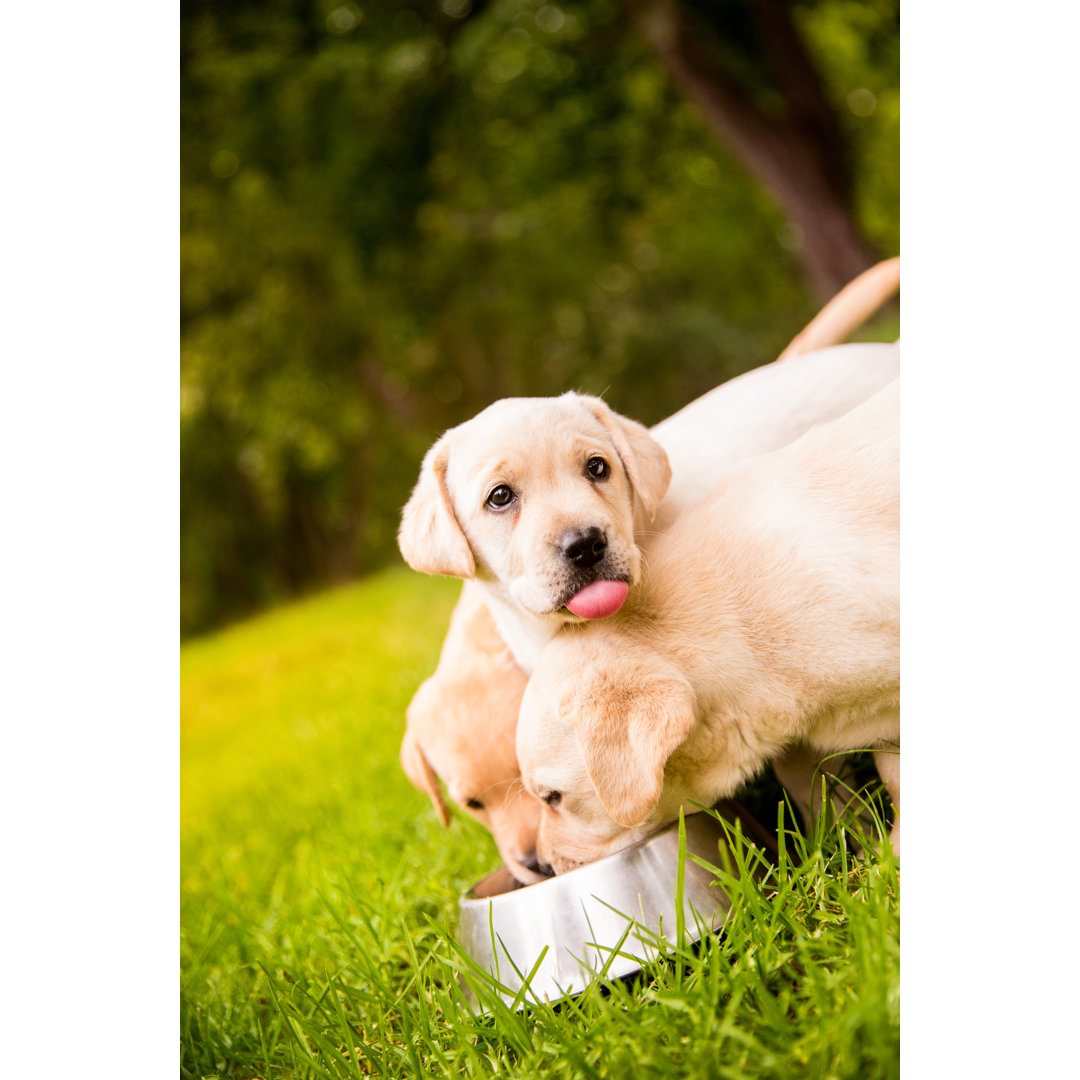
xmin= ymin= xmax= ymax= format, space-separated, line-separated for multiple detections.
xmin=181 ymin=567 xmax=899 ymax=1080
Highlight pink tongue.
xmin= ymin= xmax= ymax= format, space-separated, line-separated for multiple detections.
xmin=565 ymin=580 xmax=629 ymax=620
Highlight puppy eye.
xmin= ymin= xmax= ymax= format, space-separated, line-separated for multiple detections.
xmin=544 ymin=790 xmax=562 ymax=807
xmin=585 ymin=457 xmax=608 ymax=480
xmin=486 ymin=485 xmax=515 ymax=509
xmin=466 ymin=797 xmax=484 ymax=810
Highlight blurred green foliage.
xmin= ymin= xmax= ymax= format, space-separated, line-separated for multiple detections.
xmin=181 ymin=0 xmax=898 ymax=636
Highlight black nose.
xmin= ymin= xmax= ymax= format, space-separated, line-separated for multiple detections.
xmin=522 ymin=852 xmax=556 ymax=878
xmin=560 ymin=526 xmax=607 ymax=568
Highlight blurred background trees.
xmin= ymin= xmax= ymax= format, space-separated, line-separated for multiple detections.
xmin=181 ymin=0 xmax=898 ymax=637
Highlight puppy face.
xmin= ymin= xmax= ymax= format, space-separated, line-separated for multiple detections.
xmin=398 ymin=393 xmax=671 ymax=624
xmin=516 ymin=633 xmax=698 ymax=874
xmin=400 ymin=586 xmax=546 ymax=884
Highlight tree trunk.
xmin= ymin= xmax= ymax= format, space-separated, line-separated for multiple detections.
xmin=624 ymin=0 xmax=879 ymax=298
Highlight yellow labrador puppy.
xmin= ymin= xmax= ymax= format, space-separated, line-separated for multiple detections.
xmin=401 ymin=347 xmax=898 ymax=882
xmin=516 ymin=380 xmax=900 ymax=874
xmin=400 ymin=261 xmax=900 ymax=881
xmin=399 ymin=259 xmax=900 ymax=673
xmin=399 ymin=580 xmax=540 ymax=882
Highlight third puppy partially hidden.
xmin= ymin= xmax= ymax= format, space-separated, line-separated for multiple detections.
xmin=517 ymin=379 xmax=900 ymax=874
xmin=400 ymin=579 xmax=538 ymax=883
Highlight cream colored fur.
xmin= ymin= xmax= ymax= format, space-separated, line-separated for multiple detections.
xmin=517 ymin=380 xmax=900 ymax=874
xmin=400 ymin=345 xmax=898 ymax=674
xmin=402 ymin=349 xmax=899 ymax=883
xmin=399 ymin=259 xmax=900 ymax=674
xmin=400 ymin=260 xmax=901 ymax=881
xmin=400 ymin=579 xmax=539 ymax=883
xmin=400 ymin=393 xmax=669 ymax=669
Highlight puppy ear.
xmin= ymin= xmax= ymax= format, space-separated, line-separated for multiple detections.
xmin=398 ymin=438 xmax=476 ymax=578
xmin=399 ymin=730 xmax=452 ymax=828
xmin=574 ymin=668 xmax=695 ymax=827
xmin=577 ymin=394 xmax=672 ymax=523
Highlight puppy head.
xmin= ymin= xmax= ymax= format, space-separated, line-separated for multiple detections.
xmin=397 ymin=393 xmax=671 ymax=624
xmin=400 ymin=586 xmax=546 ymax=883
xmin=517 ymin=631 xmax=697 ymax=874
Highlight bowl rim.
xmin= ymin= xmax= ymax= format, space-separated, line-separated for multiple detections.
xmin=460 ymin=801 xmax=757 ymax=908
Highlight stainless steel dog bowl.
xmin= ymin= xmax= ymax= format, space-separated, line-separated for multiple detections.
xmin=457 ymin=802 xmax=772 ymax=1007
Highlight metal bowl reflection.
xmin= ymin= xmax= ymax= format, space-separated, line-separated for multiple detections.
xmin=457 ymin=802 xmax=772 ymax=1006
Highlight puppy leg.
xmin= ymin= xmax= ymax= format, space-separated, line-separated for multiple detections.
xmin=770 ymin=742 xmax=819 ymax=830
xmin=770 ymin=742 xmax=854 ymax=830
xmin=772 ymin=742 xmax=872 ymax=842
xmin=873 ymin=746 xmax=900 ymax=857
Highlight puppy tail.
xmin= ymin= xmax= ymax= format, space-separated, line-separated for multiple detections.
xmin=777 ymin=257 xmax=900 ymax=361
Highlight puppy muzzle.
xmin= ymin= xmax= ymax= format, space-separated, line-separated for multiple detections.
xmin=509 ymin=851 xmax=556 ymax=885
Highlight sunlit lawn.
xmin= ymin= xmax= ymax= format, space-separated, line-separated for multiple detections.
xmin=181 ymin=567 xmax=899 ymax=1080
